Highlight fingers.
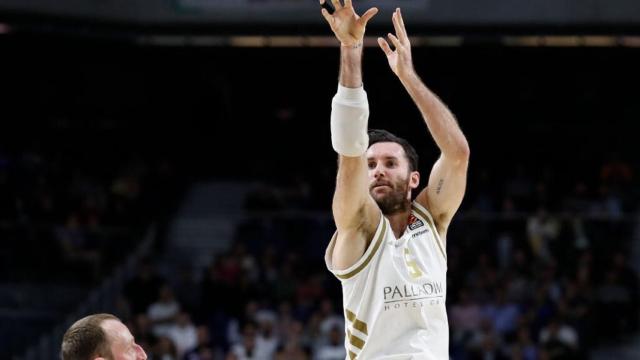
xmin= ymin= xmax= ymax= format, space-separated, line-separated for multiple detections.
xmin=387 ymin=33 xmax=401 ymax=49
xmin=378 ymin=37 xmax=393 ymax=56
xmin=392 ymin=8 xmax=408 ymax=43
xmin=320 ymin=8 xmax=334 ymax=26
xmin=331 ymin=0 xmax=343 ymax=11
xmin=397 ymin=9 xmax=407 ymax=37
xmin=344 ymin=0 xmax=352 ymax=8
xmin=360 ymin=7 xmax=379 ymax=25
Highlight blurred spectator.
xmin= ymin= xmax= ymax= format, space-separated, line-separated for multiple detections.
xmin=227 ymin=321 xmax=275 ymax=360
xmin=450 ymin=288 xmax=483 ymax=343
xmin=167 ymin=312 xmax=198 ymax=359
xmin=255 ymin=311 xmax=279 ymax=359
xmin=483 ymin=288 xmax=521 ymax=337
xmin=227 ymin=301 xmax=260 ymax=346
xmin=316 ymin=298 xmax=343 ymax=337
xmin=467 ymin=319 xmax=505 ymax=360
xmin=274 ymin=339 xmax=309 ymax=360
xmin=313 ymin=326 xmax=345 ymax=360
xmin=183 ymin=325 xmax=215 ymax=360
xmin=496 ymin=232 xmax=513 ymax=271
xmin=539 ymin=317 xmax=578 ymax=359
xmin=527 ymin=208 xmax=560 ymax=263
xmin=148 ymin=284 xmax=181 ymax=337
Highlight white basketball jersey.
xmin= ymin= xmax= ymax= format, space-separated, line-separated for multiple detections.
xmin=325 ymin=202 xmax=449 ymax=360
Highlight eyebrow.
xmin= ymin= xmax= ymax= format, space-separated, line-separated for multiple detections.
xmin=367 ymin=155 xmax=399 ymax=161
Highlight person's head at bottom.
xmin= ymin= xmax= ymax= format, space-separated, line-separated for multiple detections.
xmin=61 ymin=313 xmax=147 ymax=360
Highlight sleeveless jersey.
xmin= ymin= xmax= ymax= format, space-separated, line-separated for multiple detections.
xmin=325 ymin=202 xmax=449 ymax=360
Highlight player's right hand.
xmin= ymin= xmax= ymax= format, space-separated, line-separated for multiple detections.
xmin=377 ymin=8 xmax=415 ymax=79
xmin=320 ymin=0 xmax=378 ymax=47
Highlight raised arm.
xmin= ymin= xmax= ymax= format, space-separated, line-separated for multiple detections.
xmin=378 ymin=9 xmax=470 ymax=237
xmin=320 ymin=0 xmax=380 ymax=270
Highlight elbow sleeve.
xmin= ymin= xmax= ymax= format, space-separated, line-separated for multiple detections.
xmin=330 ymin=85 xmax=370 ymax=157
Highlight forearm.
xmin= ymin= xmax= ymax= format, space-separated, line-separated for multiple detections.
xmin=339 ymin=43 xmax=364 ymax=88
xmin=400 ymin=72 xmax=469 ymax=159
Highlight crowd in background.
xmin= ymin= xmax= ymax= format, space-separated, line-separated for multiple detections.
xmin=1 ymin=142 xmax=639 ymax=359
xmin=2 ymin=39 xmax=640 ymax=359
xmin=0 ymin=142 xmax=181 ymax=283
xmin=111 ymin=154 xmax=639 ymax=360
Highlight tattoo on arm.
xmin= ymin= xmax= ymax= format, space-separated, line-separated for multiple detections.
xmin=436 ymin=179 xmax=444 ymax=194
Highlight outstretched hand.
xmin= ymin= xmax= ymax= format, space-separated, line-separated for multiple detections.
xmin=320 ymin=0 xmax=378 ymax=47
xmin=377 ymin=8 xmax=414 ymax=78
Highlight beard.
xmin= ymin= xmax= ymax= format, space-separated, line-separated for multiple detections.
xmin=370 ymin=177 xmax=411 ymax=215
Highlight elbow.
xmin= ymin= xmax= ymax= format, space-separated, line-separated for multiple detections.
xmin=447 ymin=139 xmax=470 ymax=163
xmin=458 ymin=139 xmax=470 ymax=160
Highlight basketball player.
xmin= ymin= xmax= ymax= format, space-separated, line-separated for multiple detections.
xmin=320 ymin=1 xmax=470 ymax=358
xmin=61 ymin=313 xmax=147 ymax=360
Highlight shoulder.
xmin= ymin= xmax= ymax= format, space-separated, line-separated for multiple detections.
xmin=411 ymin=201 xmax=447 ymax=261
xmin=326 ymin=214 xmax=389 ymax=281
xmin=413 ymin=198 xmax=448 ymax=238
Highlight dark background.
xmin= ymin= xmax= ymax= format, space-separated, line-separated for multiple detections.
xmin=1 ymin=2 xmax=640 ymax=358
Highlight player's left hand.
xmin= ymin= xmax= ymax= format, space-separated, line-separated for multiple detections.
xmin=377 ymin=8 xmax=415 ymax=79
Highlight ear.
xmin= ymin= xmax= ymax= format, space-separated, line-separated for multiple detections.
xmin=409 ymin=171 xmax=420 ymax=190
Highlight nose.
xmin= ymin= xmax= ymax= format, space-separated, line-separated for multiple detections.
xmin=372 ymin=163 xmax=386 ymax=179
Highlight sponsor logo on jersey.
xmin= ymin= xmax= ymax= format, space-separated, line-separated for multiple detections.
xmin=382 ymin=281 xmax=445 ymax=310
xmin=407 ymin=214 xmax=425 ymax=231
xmin=411 ymin=229 xmax=429 ymax=238
xmin=383 ymin=281 xmax=444 ymax=302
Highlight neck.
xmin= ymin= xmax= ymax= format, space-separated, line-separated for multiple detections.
xmin=386 ymin=207 xmax=412 ymax=238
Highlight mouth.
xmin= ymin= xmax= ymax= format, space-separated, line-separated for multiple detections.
xmin=371 ymin=183 xmax=392 ymax=191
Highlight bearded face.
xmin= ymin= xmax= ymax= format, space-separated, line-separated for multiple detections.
xmin=370 ymin=173 xmax=411 ymax=214
xmin=366 ymin=142 xmax=419 ymax=215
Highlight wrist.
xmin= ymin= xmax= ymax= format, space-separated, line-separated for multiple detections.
xmin=398 ymin=68 xmax=419 ymax=84
xmin=340 ymin=42 xmax=363 ymax=65
xmin=340 ymin=41 xmax=364 ymax=50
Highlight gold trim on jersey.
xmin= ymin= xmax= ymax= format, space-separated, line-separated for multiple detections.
xmin=335 ymin=218 xmax=388 ymax=280
xmin=347 ymin=329 xmax=365 ymax=349
xmin=345 ymin=309 xmax=370 ymax=358
xmin=345 ymin=309 xmax=368 ymax=335
xmin=411 ymin=204 xmax=447 ymax=261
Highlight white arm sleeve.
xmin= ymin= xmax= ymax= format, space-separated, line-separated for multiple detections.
xmin=331 ymin=85 xmax=370 ymax=157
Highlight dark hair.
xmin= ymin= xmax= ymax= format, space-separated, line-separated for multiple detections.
xmin=368 ymin=129 xmax=419 ymax=172
xmin=61 ymin=313 xmax=120 ymax=360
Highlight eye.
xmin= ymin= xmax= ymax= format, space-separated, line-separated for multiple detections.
xmin=386 ymin=160 xmax=396 ymax=168
xmin=368 ymin=161 xmax=376 ymax=169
